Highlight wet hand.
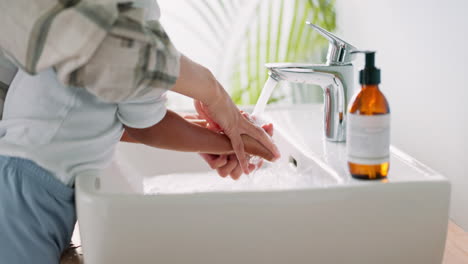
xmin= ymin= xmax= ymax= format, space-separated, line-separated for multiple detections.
xmin=190 ymin=115 xmax=274 ymax=180
xmin=194 ymin=91 xmax=280 ymax=174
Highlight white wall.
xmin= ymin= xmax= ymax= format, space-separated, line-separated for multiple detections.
xmin=336 ymin=0 xmax=468 ymax=229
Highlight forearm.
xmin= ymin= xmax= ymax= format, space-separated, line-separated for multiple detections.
xmin=124 ymin=110 xmax=232 ymax=154
xmin=171 ymin=55 xmax=223 ymax=105
xmin=120 ymin=116 xmax=206 ymax=144
xmin=120 ymin=130 xmax=140 ymax=143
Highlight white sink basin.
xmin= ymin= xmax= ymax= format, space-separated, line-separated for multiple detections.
xmin=76 ymin=105 xmax=450 ymax=264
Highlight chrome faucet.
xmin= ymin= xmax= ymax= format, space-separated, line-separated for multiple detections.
xmin=266 ymin=22 xmax=358 ymax=142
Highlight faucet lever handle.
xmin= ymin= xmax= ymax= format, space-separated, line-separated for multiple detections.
xmin=306 ymin=21 xmax=358 ymax=65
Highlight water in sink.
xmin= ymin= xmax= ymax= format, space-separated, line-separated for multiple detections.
xmin=144 ymin=161 xmax=335 ymax=194
xmin=144 ymin=78 xmax=335 ymax=195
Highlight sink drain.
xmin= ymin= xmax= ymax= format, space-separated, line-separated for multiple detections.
xmin=289 ymin=156 xmax=298 ymax=168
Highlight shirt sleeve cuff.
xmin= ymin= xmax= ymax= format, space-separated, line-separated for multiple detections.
xmin=117 ymin=101 xmax=167 ymax=129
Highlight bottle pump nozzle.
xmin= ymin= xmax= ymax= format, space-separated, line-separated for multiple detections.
xmin=351 ymin=50 xmax=380 ymax=85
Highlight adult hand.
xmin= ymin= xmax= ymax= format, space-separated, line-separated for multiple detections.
xmin=203 ymin=123 xmax=274 ymax=180
xmin=194 ymin=89 xmax=280 ymax=174
xmin=171 ymin=55 xmax=279 ymax=174
xmin=185 ymin=113 xmax=274 ymax=180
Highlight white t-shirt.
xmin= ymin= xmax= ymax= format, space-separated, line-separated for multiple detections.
xmin=0 ymin=68 xmax=167 ymax=186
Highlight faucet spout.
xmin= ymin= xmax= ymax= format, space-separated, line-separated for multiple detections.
xmin=266 ymin=63 xmax=346 ymax=142
xmin=263 ymin=23 xmax=357 ymax=142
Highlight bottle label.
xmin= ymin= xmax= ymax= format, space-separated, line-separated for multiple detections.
xmin=347 ymin=114 xmax=390 ymax=165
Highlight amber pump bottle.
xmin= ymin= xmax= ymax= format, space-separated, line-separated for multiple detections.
xmin=347 ymin=51 xmax=390 ymax=180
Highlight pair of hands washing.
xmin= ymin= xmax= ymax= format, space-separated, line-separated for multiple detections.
xmin=123 ymin=55 xmax=280 ymax=180
xmin=122 ymin=108 xmax=278 ymax=181
xmin=186 ymin=110 xmax=275 ymax=180
xmin=171 ymin=55 xmax=280 ymax=176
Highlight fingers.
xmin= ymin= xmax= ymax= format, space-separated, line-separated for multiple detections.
xmin=239 ymin=111 xmax=278 ymax=158
xmin=244 ymin=121 xmax=280 ymax=160
xmin=242 ymin=111 xmax=274 ymax=137
xmin=228 ymin=133 xmax=250 ymax=174
xmin=194 ymin=100 xmax=222 ymax=131
xmin=193 ymin=100 xmax=207 ymax=119
xmin=248 ymin=163 xmax=256 ymax=172
xmin=199 ymin=154 xmax=228 ymax=169
xmin=182 ymin=113 xmax=200 ymax=120
xmin=230 ymin=162 xmax=243 ymax=180
xmin=261 ymin=123 xmax=274 ymax=137
xmin=255 ymin=159 xmax=264 ymax=169
xmin=189 ymin=119 xmax=208 ymax=127
xmin=216 ymin=154 xmax=238 ymax=178
xmin=241 ymin=111 xmax=254 ymax=122
xmin=241 ymin=134 xmax=275 ymax=161
xmin=206 ymin=154 xmax=262 ymax=180
xmin=215 ymin=154 xmax=247 ymax=180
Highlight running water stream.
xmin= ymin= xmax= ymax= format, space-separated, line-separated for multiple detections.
xmin=252 ymin=77 xmax=279 ymax=119
xmin=249 ymin=77 xmax=279 ymax=168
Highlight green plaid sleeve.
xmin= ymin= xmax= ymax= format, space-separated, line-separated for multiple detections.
xmin=0 ymin=83 xmax=6 ymax=119
xmin=0 ymin=51 xmax=18 ymax=119
xmin=0 ymin=0 xmax=180 ymax=103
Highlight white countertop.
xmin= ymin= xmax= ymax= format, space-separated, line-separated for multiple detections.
xmin=263 ymin=104 xmax=447 ymax=185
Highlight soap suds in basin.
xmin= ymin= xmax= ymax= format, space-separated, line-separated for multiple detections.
xmin=144 ymin=162 xmax=335 ymax=194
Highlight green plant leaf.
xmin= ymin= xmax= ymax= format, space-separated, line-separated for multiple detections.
xmin=183 ymin=0 xmax=336 ymax=105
